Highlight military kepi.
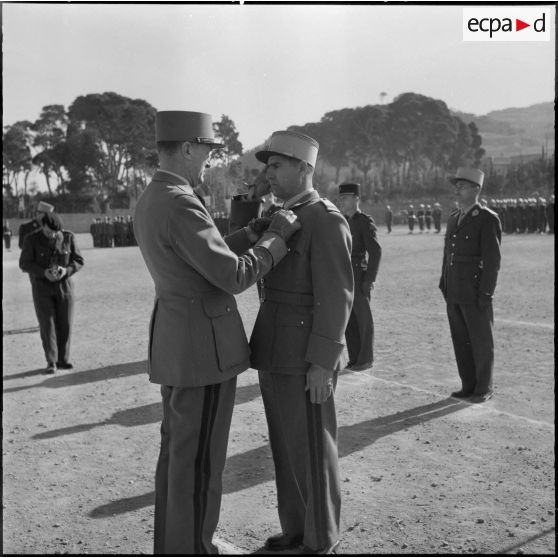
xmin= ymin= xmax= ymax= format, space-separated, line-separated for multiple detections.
xmin=155 ymin=111 xmax=224 ymax=148
xmin=37 ymin=201 xmax=54 ymax=213
xmin=449 ymin=167 xmax=485 ymax=188
xmin=338 ymin=183 xmax=361 ymax=196
xmin=256 ymin=130 xmax=319 ymax=167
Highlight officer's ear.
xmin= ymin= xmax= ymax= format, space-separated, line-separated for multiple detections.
xmin=180 ymin=141 xmax=193 ymax=159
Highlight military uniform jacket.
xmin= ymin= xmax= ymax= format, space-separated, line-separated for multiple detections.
xmin=347 ymin=211 xmax=382 ymax=283
xmin=19 ymin=229 xmax=84 ymax=295
xmin=134 ymin=170 xmax=274 ymax=388
xmin=439 ymin=203 xmax=501 ymax=305
xmin=18 ymin=220 xmax=41 ymax=249
xmin=250 ymin=189 xmax=353 ymax=374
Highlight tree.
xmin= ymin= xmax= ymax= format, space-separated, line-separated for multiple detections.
xmin=3 ymin=121 xmax=33 ymax=198
xmin=212 ymin=115 xmax=243 ymax=166
xmin=31 ymin=105 xmax=68 ymax=195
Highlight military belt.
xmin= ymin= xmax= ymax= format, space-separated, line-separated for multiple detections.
xmin=451 ymin=255 xmax=482 ymax=264
xmin=261 ymin=288 xmax=314 ymax=306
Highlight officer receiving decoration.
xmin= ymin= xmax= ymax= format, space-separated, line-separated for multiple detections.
xmin=338 ymin=183 xmax=382 ymax=371
xmin=439 ymin=167 xmax=502 ymax=404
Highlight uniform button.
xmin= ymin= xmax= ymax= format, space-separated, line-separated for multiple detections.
xmin=226 ymin=306 xmax=231 ymax=312
xmin=451 ymin=243 xmax=455 ymax=247
xmin=300 ymin=321 xmax=304 ymax=325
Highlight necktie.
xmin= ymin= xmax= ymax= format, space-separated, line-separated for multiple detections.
xmin=457 ymin=210 xmax=465 ymax=226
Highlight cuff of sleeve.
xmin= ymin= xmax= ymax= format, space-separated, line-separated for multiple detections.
xmin=255 ymin=232 xmax=287 ymax=267
xmin=305 ymin=333 xmax=345 ymax=370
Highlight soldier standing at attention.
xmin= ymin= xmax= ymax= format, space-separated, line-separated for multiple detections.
xmin=338 ymin=183 xmax=382 ymax=371
xmin=547 ymin=195 xmax=555 ymax=234
xmin=18 ymin=201 xmax=54 ymax=249
xmin=425 ymin=204 xmax=432 ymax=232
xmin=417 ymin=204 xmax=426 ymax=232
xmin=249 ymin=131 xmax=353 ymax=555
xmin=432 ymin=202 xmax=442 ymax=233
xmin=133 ymin=111 xmax=300 ymax=555
xmin=3 ymin=219 xmax=13 ymax=251
xmin=407 ymin=204 xmax=416 ymax=233
xmin=439 ymin=168 xmax=501 ymax=404
xmin=385 ymin=204 xmax=393 ymax=234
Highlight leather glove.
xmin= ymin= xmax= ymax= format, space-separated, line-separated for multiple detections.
xmin=477 ymin=292 xmax=492 ymax=310
xmin=361 ymin=278 xmax=374 ymax=295
xmin=305 ymin=364 xmax=334 ymax=404
xmin=248 ymin=217 xmax=272 ymax=235
xmin=56 ymin=266 xmax=67 ymax=280
xmin=267 ymin=209 xmax=301 ymax=242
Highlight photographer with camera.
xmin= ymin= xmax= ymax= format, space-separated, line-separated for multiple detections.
xmin=19 ymin=212 xmax=84 ymax=374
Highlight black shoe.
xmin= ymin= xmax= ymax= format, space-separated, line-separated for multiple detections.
xmin=265 ymin=533 xmax=304 ymax=551
xmin=451 ymin=390 xmax=473 ymax=399
xmin=344 ymin=361 xmax=355 ymax=370
xmin=300 ymin=541 xmax=340 ymax=555
xmin=469 ymin=391 xmax=494 ymax=404
xmin=43 ymin=364 xmax=57 ymax=375
xmin=349 ymin=362 xmax=373 ymax=372
xmin=56 ymin=361 xmax=74 ymax=370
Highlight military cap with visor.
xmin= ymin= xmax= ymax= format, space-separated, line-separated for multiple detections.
xmin=155 ymin=111 xmax=224 ymax=148
xmin=449 ymin=167 xmax=485 ymax=188
xmin=256 ymin=130 xmax=319 ymax=167
xmin=338 ymin=183 xmax=361 ymax=197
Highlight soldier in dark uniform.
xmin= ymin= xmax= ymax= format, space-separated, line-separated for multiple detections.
xmin=439 ymin=168 xmax=501 ymax=404
xmin=385 ymin=204 xmax=393 ymax=233
xmin=103 ymin=216 xmax=114 ymax=247
xmin=417 ymin=204 xmax=425 ymax=232
xmin=19 ymin=212 xmax=84 ymax=374
xmin=90 ymin=218 xmax=97 ymax=247
xmin=126 ymin=215 xmax=136 ymax=246
xmin=547 ymin=195 xmax=554 ymax=234
xmin=425 ymin=204 xmax=432 ymax=232
xmin=338 ymin=183 xmax=382 ymax=371
xmin=432 ymin=202 xmax=442 ymax=233
xmin=18 ymin=201 xmax=54 ymax=249
xmin=3 ymin=219 xmax=13 ymax=251
xmin=249 ymin=131 xmax=353 ymax=554
xmin=536 ymin=198 xmax=547 ymax=234
xmin=407 ymin=205 xmax=416 ymax=233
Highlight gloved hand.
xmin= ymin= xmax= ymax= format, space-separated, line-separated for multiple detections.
xmin=56 ymin=266 xmax=67 ymax=280
xmin=305 ymin=364 xmax=334 ymax=404
xmin=248 ymin=217 xmax=272 ymax=235
xmin=477 ymin=292 xmax=492 ymax=310
xmin=361 ymin=278 xmax=374 ymax=295
xmin=246 ymin=169 xmax=272 ymax=200
xmin=44 ymin=267 xmax=58 ymax=282
xmin=267 ymin=209 xmax=301 ymax=242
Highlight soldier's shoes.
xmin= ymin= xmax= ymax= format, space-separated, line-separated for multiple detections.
xmin=300 ymin=540 xmax=340 ymax=555
xmin=348 ymin=362 xmax=373 ymax=372
xmin=469 ymin=391 xmax=494 ymax=404
xmin=451 ymin=390 xmax=473 ymax=399
xmin=43 ymin=364 xmax=57 ymax=375
xmin=344 ymin=361 xmax=355 ymax=370
xmin=264 ymin=533 xmax=304 ymax=551
xmin=56 ymin=361 xmax=74 ymax=370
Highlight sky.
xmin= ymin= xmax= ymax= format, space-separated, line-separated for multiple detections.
xmin=2 ymin=3 xmax=556 ymax=151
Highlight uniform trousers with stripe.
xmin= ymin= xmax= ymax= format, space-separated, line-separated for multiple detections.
xmin=154 ymin=378 xmax=237 ymax=555
xmin=258 ymin=371 xmax=340 ymax=551
xmin=446 ymin=302 xmax=494 ymax=395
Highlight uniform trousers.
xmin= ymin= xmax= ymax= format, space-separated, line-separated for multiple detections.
xmin=345 ymin=273 xmax=374 ymax=365
xmin=446 ymin=302 xmax=494 ymax=395
xmin=258 ymin=371 xmax=340 ymax=551
xmin=154 ymin=378 xmax=236 ymax=555
xmin=32 ymin=285 xmax=73 ymax=366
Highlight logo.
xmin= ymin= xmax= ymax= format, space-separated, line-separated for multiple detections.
xmin=463 ymin=7 xmax=552 ymax=41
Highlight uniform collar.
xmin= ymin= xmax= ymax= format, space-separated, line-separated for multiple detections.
xmin=154 ymin=170 xmax=194 ymax=194
xmin=283 ymin=189 xmax=319 ymax=210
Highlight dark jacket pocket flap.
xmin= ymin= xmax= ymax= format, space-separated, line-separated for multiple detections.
xmin=202 ymin=296 xmax=237 ymax=318
xmin=276 ymin=305 xmax=312 ymax=327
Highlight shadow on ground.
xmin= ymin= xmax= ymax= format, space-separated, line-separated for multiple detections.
xmin=88 ymin=397 xmax=466 ymax=518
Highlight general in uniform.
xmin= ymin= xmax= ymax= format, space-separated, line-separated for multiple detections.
xmin=439 ymin=168 xmax=502 ymax=403
xmin=338 ymin=182 xmax=382 ymax=371
xmin=133 ymin=111 xmax=300 ymax=555
xmin=19 ymin=212 xmax=84 ymax=374
xmin=249 ymin=131 xmax=353 ymax=554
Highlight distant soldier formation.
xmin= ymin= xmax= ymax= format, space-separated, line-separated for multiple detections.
xmin=486 ymin=196 xmax=554 ymax=235
xmin=90 ymin=215 xmax=137 ymax=247
xmin=405 ymin=202 xmax=443 ymax=233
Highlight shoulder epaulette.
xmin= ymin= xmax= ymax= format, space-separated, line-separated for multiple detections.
xmin=318 ymin=198 xmax=340 ymax=213
xmin=450 ymin=208 xmax=460 ymax=216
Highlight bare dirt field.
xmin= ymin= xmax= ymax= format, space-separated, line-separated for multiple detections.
xmin=3 ymin=226 xmax=555 ymax=556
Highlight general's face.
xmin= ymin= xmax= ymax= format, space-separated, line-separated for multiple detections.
xmin=265 ymin=155 xmax=304 ymax=201
xmin=454 ymin=179 xmax=479 ymax=206
xmin=188 ymin=143 xmax=213 ymax=185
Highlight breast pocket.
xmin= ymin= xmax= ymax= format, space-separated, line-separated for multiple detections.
xmin=202 ymin=296 xmax=250 ymax=372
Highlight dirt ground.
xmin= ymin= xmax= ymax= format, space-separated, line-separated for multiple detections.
xmin=2 ymin=226 xmax=555 ymax=556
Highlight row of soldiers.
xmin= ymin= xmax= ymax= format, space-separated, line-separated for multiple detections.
xmin=402 ymin=203 xmax=443 ymax=233
xmin=90 ymin=216 xmax=137 ymax=248
xmin=486 ymin=196 xmax=555 ymax=234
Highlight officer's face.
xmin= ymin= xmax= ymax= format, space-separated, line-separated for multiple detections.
xmin=338 ymin=194 xmax=358 ymax=215
xmin=265 ymin=155 xmax=305 ymax=201
xmin=454 ymin=180 xmax=479 ymax=206
xmin=186 ymin=142 xmax=213 ymax=186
